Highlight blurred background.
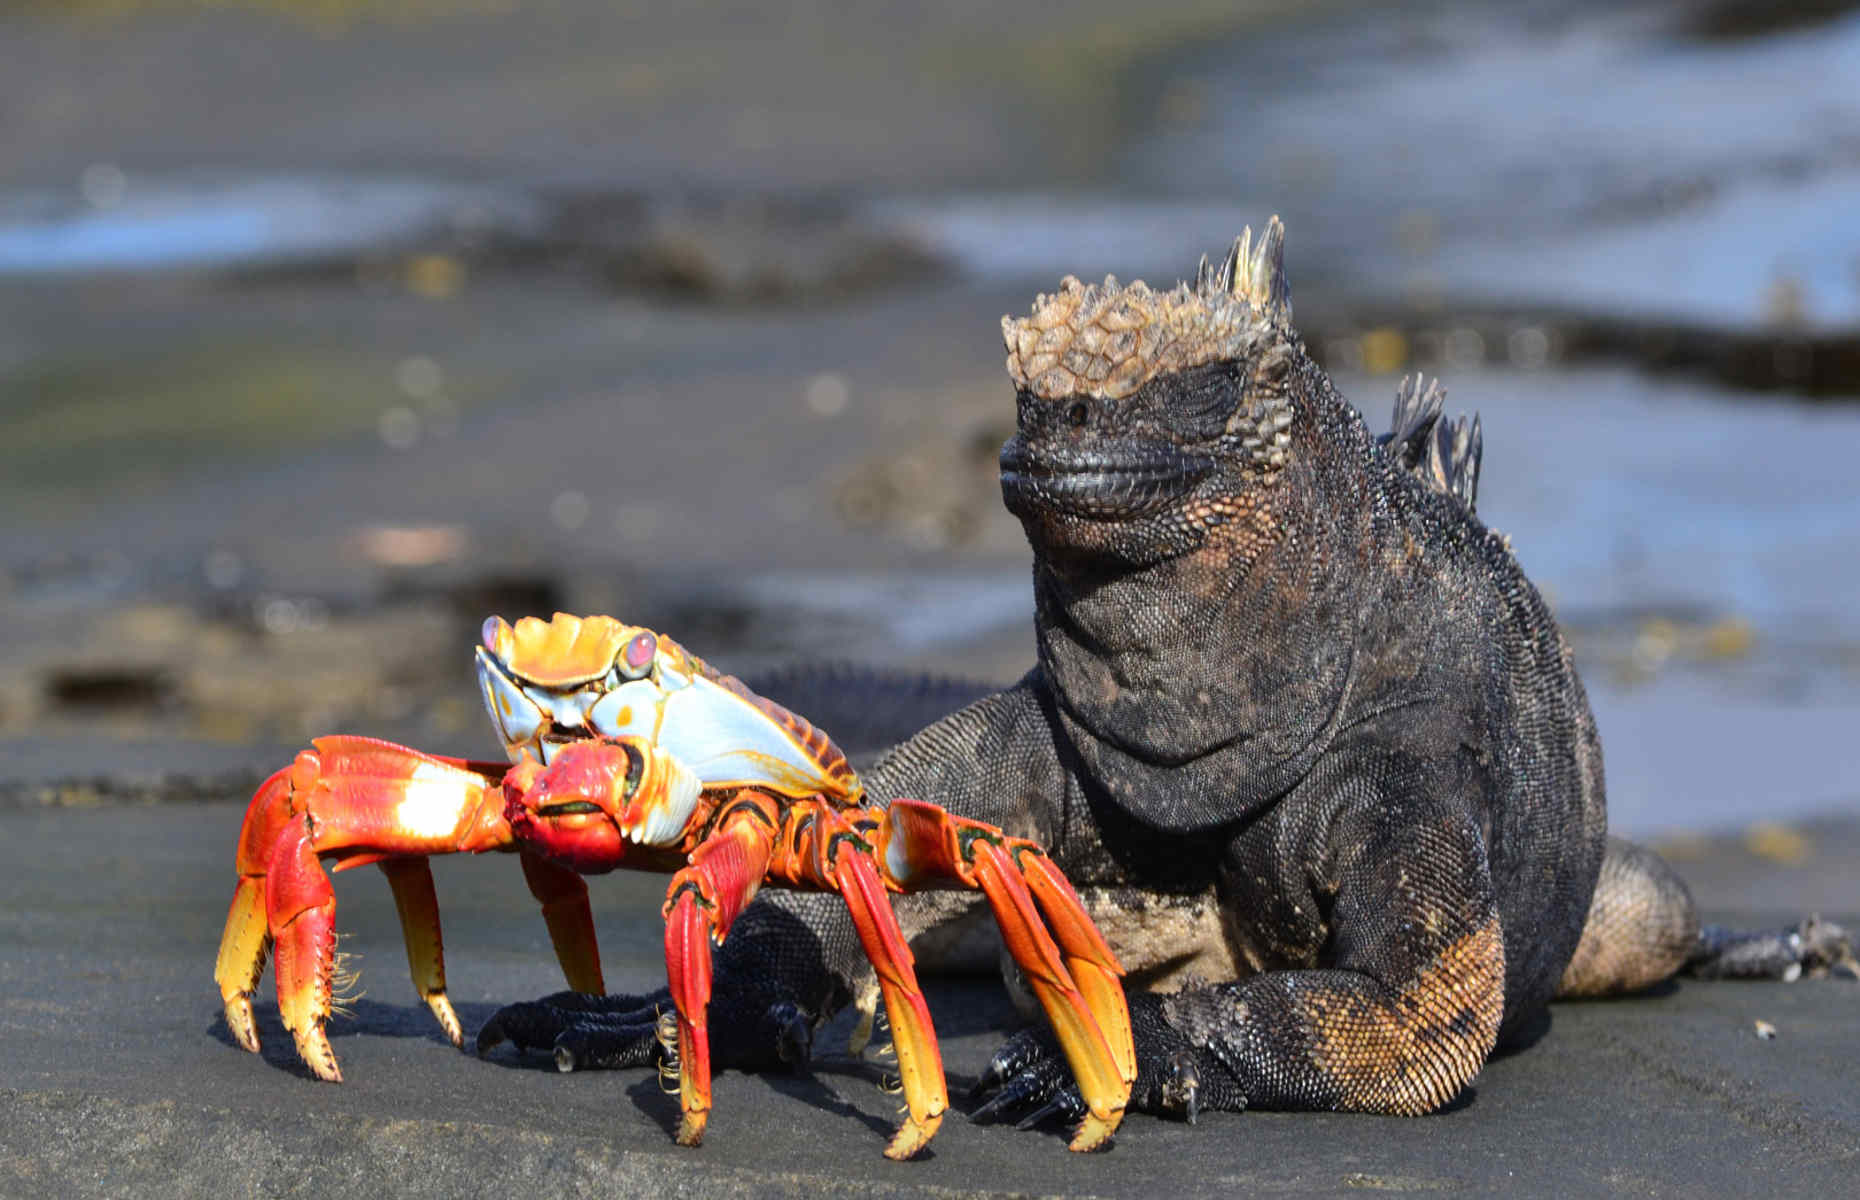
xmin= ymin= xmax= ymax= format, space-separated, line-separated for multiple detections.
xmin=3 ymin=0 xmax=1857 ymax=846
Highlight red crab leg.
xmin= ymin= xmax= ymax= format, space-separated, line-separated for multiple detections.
xmin=661 ymin=794 xmax=780 ymax=1148
xmin=520 ymin=850 xmax=606 ymax=996
xmin=212 ymin=737 xmax=516 ymax=1080
xmin=215 ymin=765 xmax=297 ymax=1054
xmin=267 ymin=819 xmax=343 ymax=1079
xmin=878 ymin=798 xmax=1133 ymax=1151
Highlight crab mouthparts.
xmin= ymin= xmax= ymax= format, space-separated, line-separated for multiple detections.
xmin=535 ymin=800 xmax=603 ymax=817
xmin=615 ymin=753 xmax=705 ymax=847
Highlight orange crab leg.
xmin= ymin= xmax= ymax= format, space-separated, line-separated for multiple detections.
xmin=878 ymin=798 xmax=1132 ymax=1151
xmin=967 ymin=839 xmax=1126 ymax=1150
xmin=661 ymin=796 xmax=780 ymax=1148
xmin=1016 ymin=849 xmax=1136 ymax=1088
xmin=823 ymin=813 xmax=947 ymax=1161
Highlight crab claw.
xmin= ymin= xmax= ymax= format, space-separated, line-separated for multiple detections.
xmin=212 ymin=737 xmax=529 ymax=1080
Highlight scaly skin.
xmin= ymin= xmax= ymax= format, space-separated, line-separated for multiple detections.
xmin=481 ymin=219 xmax=1853 ymax=1131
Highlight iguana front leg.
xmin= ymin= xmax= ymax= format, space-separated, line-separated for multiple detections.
xmin=980 ymin=752 xmax=1507 ymax=1124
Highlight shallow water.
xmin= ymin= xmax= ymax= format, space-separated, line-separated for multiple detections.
xmin=0 ymin=175 xmax=536 ymax=275
xmin=9 ymin=6 xmax=1860 ymax=325
xmin=1128 ymin=0 xmax=1860 ymax=325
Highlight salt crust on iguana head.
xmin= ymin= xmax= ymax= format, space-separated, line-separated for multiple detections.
xmin=1002 ymin=216 xmax=1294 ymax=402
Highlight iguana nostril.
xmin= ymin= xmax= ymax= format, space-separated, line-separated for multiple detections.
xmin=1066 ymin=401 xmax=1089 ymax=428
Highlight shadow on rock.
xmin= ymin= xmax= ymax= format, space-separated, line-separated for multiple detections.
xmin=206 ymin=997 xmax=490 ymax=1079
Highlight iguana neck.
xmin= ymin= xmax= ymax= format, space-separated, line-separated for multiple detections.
xmin=1033 ymin=392 xmax=1376 ymax=832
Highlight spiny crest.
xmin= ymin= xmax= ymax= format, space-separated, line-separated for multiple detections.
xmin=1379 ymin=375 xmax=1484 ymax=512
xmin=1194 ymin=216 xmax=1291 ymax=320
xmin=1004 ymin=216 xmax=1293 ymax=402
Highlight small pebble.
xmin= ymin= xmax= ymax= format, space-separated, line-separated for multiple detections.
xmin=1753 ymin=1020 xmax=1778 ymax=1040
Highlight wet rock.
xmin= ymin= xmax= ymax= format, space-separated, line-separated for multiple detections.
xmin=1308 ymin=306 xmax=1860 ymax=398
xmin=15 ymin=176 xmax=953 ymax=309
xmin=43 ymin=664 xmax=173 ymax=711
xmin=547 ymin=189 xmax=948 ymax=304
xmin=0 ymin=769 xmax=263 ymax=809
xmin=829 ymin=390 xmax=1019 ymax=552
xmin=1680 ymin=0 xmax=1860 ymax=41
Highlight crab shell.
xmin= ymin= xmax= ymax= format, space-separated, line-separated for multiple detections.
xmin=474 ymin=613 xmax=860 ymax=802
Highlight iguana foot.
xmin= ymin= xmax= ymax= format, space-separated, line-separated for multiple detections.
xmin=477 ymin=990 xmax=819 ymax=1072
xmin=971 ymin=995 xmax=1242 ymax=1131
xmin=1686 ymin=916 xmax=1857 ymax=982
xmin=971 ymin=1027 xmax=1087 ymax=1131
xmin=476 ymin=990 xmax=668 ymax=1069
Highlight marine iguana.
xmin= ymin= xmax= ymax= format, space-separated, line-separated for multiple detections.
xmin=478 ymin=219 xmax=1852 ymax=1127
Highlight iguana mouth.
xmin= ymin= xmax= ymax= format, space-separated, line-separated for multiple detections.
xmin=999 ymin=436 xmax=1212 ymax=520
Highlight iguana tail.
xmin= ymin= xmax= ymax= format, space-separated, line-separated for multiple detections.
xmin=1556 ymin=837 xmax=1855 ymax=996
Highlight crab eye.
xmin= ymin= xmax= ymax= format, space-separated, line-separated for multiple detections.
xmin=620 ymin=631 xmax=658 ymax=679
xmin=481 ymin=615 xmax=516 ymax=660
xmin=622 ymin=743 xmax=645 ymax=797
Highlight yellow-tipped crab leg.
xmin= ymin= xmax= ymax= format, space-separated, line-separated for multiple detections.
xmin=824 ymin=812 xmax=948 ymax=1161
xmin=1015 ymin=849 xmax=1137 ymax=1090
xmin=765 ymin=800 xmax=950 ymax=1159
xmin=266 ymin=818 xmax=343 ymax=1079
xmin=966 ymin=839 xmax=1128 ymax=1151
xmin=378 ymin=857 xmax=463 ymax=1045
xmin=215 ymin=764 xmax=296 ymax=1055
xmin=878 ymin=798 xmax=1134 ymax=1151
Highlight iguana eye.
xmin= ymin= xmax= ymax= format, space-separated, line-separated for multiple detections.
xmin=1162 ymin=361 xmax=1244 ymax=439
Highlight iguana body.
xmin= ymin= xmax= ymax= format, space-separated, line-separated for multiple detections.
xmin=479 ymin=221 xmax=1848 ymax=1123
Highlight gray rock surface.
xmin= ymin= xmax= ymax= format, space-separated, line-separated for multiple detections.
xmin=2 ymin=798 xmax=1855 ymax=1198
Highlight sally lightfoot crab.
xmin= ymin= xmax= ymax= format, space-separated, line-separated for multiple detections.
xmin=213 ymin=613 xmax=1135 ymax=1158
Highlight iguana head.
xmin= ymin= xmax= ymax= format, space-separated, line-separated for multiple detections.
xmin=998 ymin=218 xmax=1300 ymax=565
